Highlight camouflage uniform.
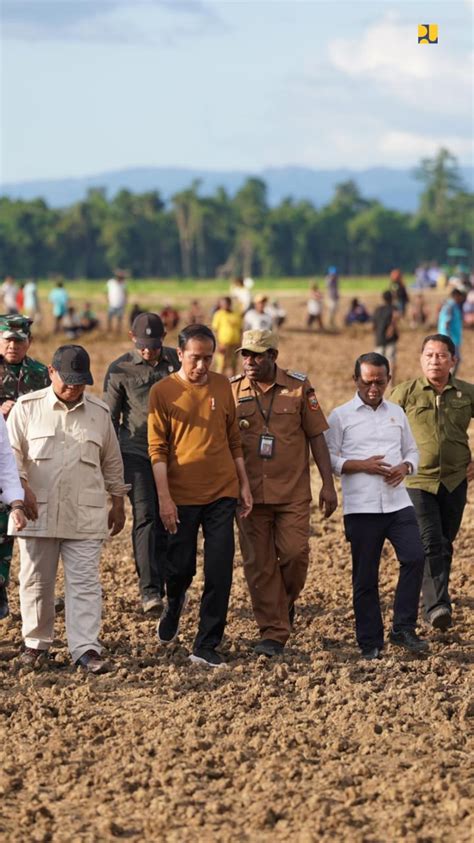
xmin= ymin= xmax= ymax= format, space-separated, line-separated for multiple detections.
xmin=0 ymin=315 xmax=50 ymax=585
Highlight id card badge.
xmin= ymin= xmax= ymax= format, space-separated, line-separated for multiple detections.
xmin=258 ymin=433 xmax=275 ymax=459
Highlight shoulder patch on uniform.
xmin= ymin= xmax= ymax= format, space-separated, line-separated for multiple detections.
xmin=17 ymin=388 xmax=49 ymax=402
xmin=86 ymin=394 xmax=111 ymax=413
xmin=230 ymin=374 xmax=244 ymax=383
xmin=286 ymin=370 xmax=307 ymax=382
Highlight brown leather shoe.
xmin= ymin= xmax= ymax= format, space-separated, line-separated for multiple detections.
xmin=19 ymin=647 xmax=48 ymax=667
xmin=75 ymin=650 xmax=111 ymax=674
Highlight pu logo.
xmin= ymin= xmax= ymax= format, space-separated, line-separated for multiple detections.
xmin=418 ymin=24 xmax=438 ymax=44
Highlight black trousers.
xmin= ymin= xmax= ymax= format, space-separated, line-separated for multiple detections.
xmin=408 ymin=481 xmax=467 ymax=620
xmin=344 ymin=507 xmax=425 ymax=651
xmin=166 ymin=497 xmax=237 ymax=651
xmin=123 ymin=452 xmax=167 ymax=599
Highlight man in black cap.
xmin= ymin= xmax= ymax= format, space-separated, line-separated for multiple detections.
xmin=0 ymin=314 xmax=50 ymax=619
xmin=103 ymin=313 xmax=180 ymax=612
xmin=7 ymin=345 xmax=129 ymax=673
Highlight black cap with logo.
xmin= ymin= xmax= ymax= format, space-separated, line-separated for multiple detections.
xmin=51 ymin=345 xmax=94 ymax=385
xmin=131 ymin=312 xmax=165 ymax=349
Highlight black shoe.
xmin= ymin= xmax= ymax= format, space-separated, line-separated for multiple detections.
xmin=189 ymin=648 xmax=226 ymax=668
xmin=289 ymin=604 xmax=296 ymax=627
xmin=389 ymin=629 xmax=429 ymax=654
xmin=157 ymin=593 xmax=187 ymax=645
xmin=360 ymin=646 xmax=382 ymax=661
xmin=429 ymin=607 xmax=452 ymax=632
xmin=54 ymin=596 xmax=65 ymax=613
xmin=0 ymin=585 xmax=9 ymax=620
xmin=254 ymin=639 xmax=285 ymax=657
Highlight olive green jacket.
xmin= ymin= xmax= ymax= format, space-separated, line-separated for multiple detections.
xmin=390 ymin=376 xmax=474 ymax=493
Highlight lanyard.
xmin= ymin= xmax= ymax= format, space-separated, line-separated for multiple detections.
xmin=253 ymin=386 xmax=276 ymax=433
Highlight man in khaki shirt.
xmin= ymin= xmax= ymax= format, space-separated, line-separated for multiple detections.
xmin=7 ymin=345 xmax=129 ymax=673
xmin=231 ymin=330 xmax=338 ymax=656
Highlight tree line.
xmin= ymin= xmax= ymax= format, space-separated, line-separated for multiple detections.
xmin=0 ymin=149 xmax=472 ymax=280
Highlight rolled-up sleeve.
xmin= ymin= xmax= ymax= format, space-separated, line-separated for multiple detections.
xmin=226 ymin=387 xmax=243 ymax=460
xmin=100 ymin=415 xmax=130 ymax=496
xmin=1 ymin=412 xmax=24 ymax=503
xmin=324 ymin=410 xmax=346 ymax=476
xmin=148 ymin=387 xmax=170 ymax=465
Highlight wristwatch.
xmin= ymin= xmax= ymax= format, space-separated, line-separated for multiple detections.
xmin=403 ymin=462 xmax=413 ymax=475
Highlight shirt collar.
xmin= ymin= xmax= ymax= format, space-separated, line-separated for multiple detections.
xmin=131 ymin=347 xmax=172 ymax=367
xmin=352 ymin=391 xmax=389 ymax=411
xmin=420 ymin=374 xmax=455 ymax=392
xmin=47 ymin=384 xmax=86 ymax=412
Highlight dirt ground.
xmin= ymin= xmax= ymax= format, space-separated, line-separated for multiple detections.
xmin=0 ymin=292 xmax=473 ymax=842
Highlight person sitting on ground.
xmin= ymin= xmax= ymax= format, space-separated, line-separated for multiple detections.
xmin=345 ymin=297 xmax=370 ymax=326
xmin=80 ymin=303 xmax=99 ymax=333
xmin=266 ymin=299 xmax=287 ymax=329
xmin=62 ymin=306 xmax=82 ymax=340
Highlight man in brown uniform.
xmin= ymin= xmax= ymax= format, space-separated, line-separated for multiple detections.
xmin=231 ymin=329 xmax=338 ymax=656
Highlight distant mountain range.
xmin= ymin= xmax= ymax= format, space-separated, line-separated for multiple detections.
xmin=1 ymin=165 xmax=473 ymax=212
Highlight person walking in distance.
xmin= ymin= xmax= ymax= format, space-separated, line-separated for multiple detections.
xmin=148 ymin=324 xmax=252 ymax=668
xmin=103 ymin=313 xmax=180 ymax=613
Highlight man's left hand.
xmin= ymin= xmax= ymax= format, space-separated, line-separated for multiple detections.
xmin=319 ymin=484 xmax=338 ymax=518
xmin=467 ymin=461 xmax=474 ymax=483
xmin=238 ymin=482 xmax=253 ymax=519
xmin=384 ymin=463 xmax=408 ymax=487
xmin=108 ymin=499 xmax=125 ymax=536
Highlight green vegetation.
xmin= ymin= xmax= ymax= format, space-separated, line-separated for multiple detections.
xmin=1 ymin=149 xmax=472 ymax=281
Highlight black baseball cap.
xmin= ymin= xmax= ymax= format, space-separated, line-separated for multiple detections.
xmin=51 ymin=345 xmax=93 ymax=385
xmin=131 ymin=312 xmax=165 ymax=349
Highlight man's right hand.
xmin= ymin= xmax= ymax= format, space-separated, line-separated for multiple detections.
xmin=159 ymin=495 xmax=180 ymax=534
xmin=0 ymin=400 xmax=15 ymax=418
xmin=22 ymin=483 xmax=38 ymax=521
xmin=361 ymin=455 xmax=391 ymax=475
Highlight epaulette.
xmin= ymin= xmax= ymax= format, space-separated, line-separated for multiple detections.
xmin=18 ymin=387 xmax=50 ymax=402
xmin=286 ymin=370 xmax=307 ymax=382
xmin=86 ymin=394 xmax=111 ymax=413
xmin=229 ymin=374 xmax=244 ymax=383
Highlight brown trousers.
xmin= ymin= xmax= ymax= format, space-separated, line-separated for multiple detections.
xmin=238 ymin=501 xmax=310 ymax=644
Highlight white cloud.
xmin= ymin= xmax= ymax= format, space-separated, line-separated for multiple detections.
xmin=379 ymin=131 xmax=473 ymax=164
xmin=328 ymin=13 xmax=472 ymax=117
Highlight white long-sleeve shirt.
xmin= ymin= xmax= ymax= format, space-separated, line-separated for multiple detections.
xmin=0 ymin=414 xmax=24 ymax=504
xmin=325 ymin=394 xmax=419 ymax=515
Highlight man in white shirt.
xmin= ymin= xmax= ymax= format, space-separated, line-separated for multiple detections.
xmin=106 ymin=269 xmax=128 ymax=333
xmin=325 ymin=352 xmax=428 ymax=660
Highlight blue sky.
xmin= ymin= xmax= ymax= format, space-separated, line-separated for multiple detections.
xmin=1 ymin=0 xmax=473 ymax=183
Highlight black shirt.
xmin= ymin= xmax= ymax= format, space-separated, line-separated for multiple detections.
xmin=103 ymin=347 xmax=180 ymax=457
xmin=373 ymin=304 xmax=398 ymax=346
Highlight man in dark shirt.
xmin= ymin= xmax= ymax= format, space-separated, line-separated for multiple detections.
xmin=373 ymin=290 xmax=399 ymax=382
xmin=103 ymin=313 xmax=179 ymax=612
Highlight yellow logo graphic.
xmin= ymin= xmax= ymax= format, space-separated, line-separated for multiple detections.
xmin=418 ymin=24 xmax=438 ymax=44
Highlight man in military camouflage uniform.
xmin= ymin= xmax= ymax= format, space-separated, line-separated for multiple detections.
xmin=0 ymin=314 xmax=50 ymax=618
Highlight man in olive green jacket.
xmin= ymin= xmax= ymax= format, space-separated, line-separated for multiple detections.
xmin=390 ymin=334 xmax=474 ymax=632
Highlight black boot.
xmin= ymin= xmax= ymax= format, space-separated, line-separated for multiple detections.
xmin=0 ymin=585 xmax=9 ymax=620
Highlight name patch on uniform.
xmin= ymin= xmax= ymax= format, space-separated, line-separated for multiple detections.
xmin=287 ymin=370 xmax=306 ymax=381
xmin=238 ymin=396 xmax=255 ymax=404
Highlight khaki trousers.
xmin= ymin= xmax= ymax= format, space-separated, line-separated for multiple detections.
xmin=238 ymin=502 xmax=310 ymax=644
xmin=18 ymin=537 xmax=103 ymax=663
